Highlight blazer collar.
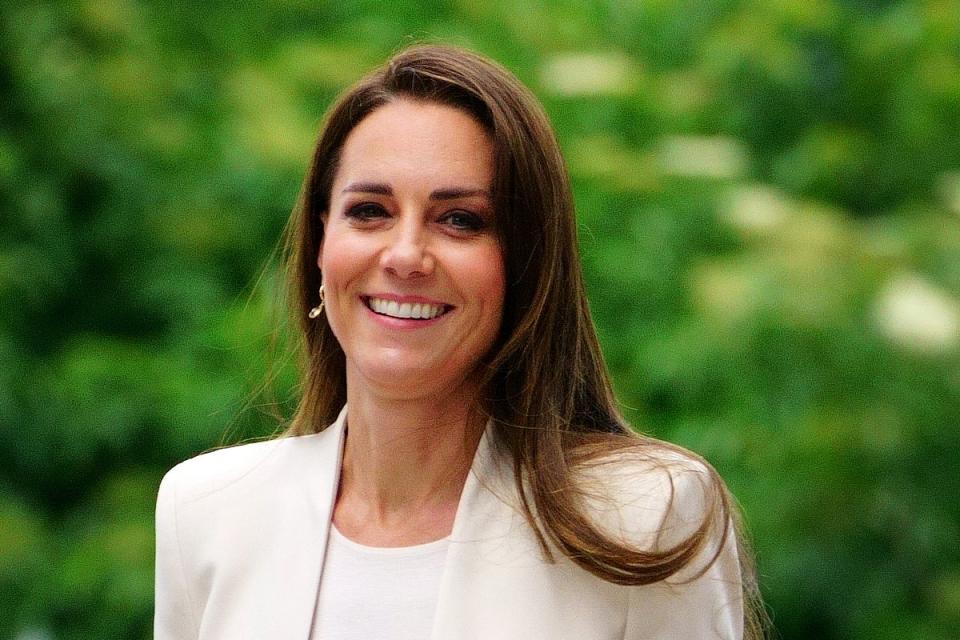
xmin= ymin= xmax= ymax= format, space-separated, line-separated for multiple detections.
xmin=269 ymin=406 xmax=509 ymax=640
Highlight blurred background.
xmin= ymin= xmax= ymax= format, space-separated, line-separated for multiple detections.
xmin=2 ymin=1 xmax=960 ymax=638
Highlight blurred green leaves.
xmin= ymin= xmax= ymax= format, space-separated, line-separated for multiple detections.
xmin=2 ymin=1 xmax=959 ymax=639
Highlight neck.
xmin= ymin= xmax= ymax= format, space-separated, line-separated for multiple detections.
xmin=334 ymin=375 xmax=485 ymax=543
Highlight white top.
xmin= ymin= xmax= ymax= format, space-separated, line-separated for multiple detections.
xmin=310 ymin=525 xmax=450 ymax=640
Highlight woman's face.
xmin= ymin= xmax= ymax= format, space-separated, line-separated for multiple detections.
xmin=319 ymin=99 xmax=505 ymax=401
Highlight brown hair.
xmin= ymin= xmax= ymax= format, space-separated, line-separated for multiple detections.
xmin=283 ymin=44 xmax=764 ymax=637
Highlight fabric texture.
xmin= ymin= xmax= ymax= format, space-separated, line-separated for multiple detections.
xmin=309 ymin=525 xmax=449 ymax=639
xmin=154 ymin=407 xmax=744 ymax=639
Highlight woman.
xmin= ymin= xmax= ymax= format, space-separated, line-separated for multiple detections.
xmin=155 ymin=44 xmax=762 ymax=639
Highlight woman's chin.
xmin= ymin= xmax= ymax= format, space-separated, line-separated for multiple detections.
xmin=348 ymin=358 xmax=462 ymax=401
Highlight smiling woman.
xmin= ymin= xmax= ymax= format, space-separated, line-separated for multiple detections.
xmin=154 ymin=44 xmax=765 ymax=640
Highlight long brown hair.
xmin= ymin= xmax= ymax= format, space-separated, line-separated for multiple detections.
xmin=283 ymin=44 xmax=764 ymax=638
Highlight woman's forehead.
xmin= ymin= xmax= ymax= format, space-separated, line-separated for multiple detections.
xmin=332 ymin=100 xmax=494 ymax=194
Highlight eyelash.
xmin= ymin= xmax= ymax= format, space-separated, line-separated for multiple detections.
xmin=344 ymin=203 xmax=488 ymax=233
xmin=440 ymin=210 xmax=486 ymax=232
xmin=345 ymin=202 xmax=388 ymax=221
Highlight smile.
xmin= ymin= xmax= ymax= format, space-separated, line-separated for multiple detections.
xmin=364 ymin=296 xmax=451 ymax=320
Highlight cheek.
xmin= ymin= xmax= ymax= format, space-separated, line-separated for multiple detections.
xmin=316 ymin=217 xmax=329 ymax=269
xmin=318 ymin=230 xmax=362 ymax=282
xmin=316 ymin=237 xmax=359 ymax=344
xmin=489 ymin=264 xmax=506 ymax=310
xmin=473 ymin=246 xmax=506 ymax=318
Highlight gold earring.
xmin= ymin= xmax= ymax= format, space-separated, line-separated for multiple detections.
xmin=308 ymin=285 xmax=325 ymax=319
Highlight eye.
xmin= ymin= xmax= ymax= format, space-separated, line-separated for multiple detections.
xmin=440 ymin=209 xmax=486 ymax=232
xmin=345 ymin=202 xmax=388 ymax=221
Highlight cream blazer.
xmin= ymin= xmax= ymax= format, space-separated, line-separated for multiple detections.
xmin=155 ymin=408 xmax=744 ymax=639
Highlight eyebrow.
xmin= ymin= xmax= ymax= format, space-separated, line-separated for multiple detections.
xmin=342 ymin=182 xmax=491 ymax=201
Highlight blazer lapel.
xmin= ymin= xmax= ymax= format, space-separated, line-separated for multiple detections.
xmin=430 ymin=425 xmax=533 ymax=640
xmin=430 ymin=426 xmax=628 ymax=640
xmin=248 ymin=408 xmax=346 ymax=640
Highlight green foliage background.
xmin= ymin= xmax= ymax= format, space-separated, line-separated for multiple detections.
xmin=2 ymin=1 xmax=960 ymax=638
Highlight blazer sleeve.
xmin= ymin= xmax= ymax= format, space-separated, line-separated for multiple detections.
xmin=154 ymin=467 xmax=201 ymax=640
xmin=623 ymin=466 xmax=744 ymax=640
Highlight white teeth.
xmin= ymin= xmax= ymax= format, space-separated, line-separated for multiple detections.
xmin=367 ymin=297 xmax=446 ymax=320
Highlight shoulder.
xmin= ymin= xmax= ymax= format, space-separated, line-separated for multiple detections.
xmin=157 ymin=406 xmax=346 ymax=528
xmin=564 ymin=438 xmax=745 ymax=638
xmin=155 ymin=426 xmax=344 ymax=564
xmin=577 ymin=444 xmax=745 ymax=638
xmin=158 ymin=430 xmax=335 ymax=505
xmin=571 ymin=440 xmax=724 ymax=552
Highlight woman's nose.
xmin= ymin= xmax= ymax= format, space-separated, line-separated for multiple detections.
xmin=380 ymin=219 xmax=435 ymax=278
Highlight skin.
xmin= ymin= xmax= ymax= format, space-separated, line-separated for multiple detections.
xmin=319 ymin=99 xmax=505 ymax=546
